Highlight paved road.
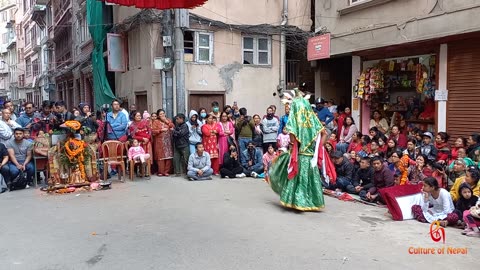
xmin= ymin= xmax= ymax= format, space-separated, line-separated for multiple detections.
xmin=0 ymin=176 xmax=476 ymax=270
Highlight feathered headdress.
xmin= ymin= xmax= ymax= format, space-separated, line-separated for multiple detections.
xmin=281 ymin=88 xmax=311 ymax=105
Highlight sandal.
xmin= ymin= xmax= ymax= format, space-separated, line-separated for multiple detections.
xmin=439 ymin=220 xmax=448 ymax=228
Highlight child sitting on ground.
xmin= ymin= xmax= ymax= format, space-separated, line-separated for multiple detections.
xmin=276 ymin=127 xmax=290 ymax=150
xmin=455 ymin=183 xmax=479 ymax=227
xmin=128 ymin=139 xmax=151 ymax=176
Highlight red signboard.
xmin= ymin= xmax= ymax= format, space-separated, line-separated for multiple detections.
xmin=307 ymin=33 xmax=331 ymax=61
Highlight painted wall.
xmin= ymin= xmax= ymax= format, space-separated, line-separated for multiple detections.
xmin=315 ymin=0 xmax=480 ymax=55
xmin=191 ymin=0 xmax=311 ymax=31
xmin=113 ymin=0 xmax=312 ymax=114
xmin=112 ymin=24 xmax=161 ymax=112
xmin=184 ymin=28 xmax=282 ymax=116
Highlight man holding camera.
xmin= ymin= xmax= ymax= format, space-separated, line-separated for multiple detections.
xmin=235 ymin=107 xmax=254 ymax=155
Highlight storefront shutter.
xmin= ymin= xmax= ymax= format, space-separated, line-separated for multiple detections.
xmin=447 ymin=41 xmax=480 ymax=140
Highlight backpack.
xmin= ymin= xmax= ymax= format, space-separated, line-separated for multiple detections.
xmin=11 ymin=171 xmax=28 ymax=190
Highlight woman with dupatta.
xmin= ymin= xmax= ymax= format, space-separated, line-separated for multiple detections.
xmin=152 ymin=109 xmax=174 ymax=176
xmin=269 ymin=90 xmax=327 ymax=211
xmin=201 ymin=114 xmax=223 ymax=175
xmin=129 ymin=111 xmax=151 ymax=146
xmin=218 ymin=112 xmax=235 ymax=167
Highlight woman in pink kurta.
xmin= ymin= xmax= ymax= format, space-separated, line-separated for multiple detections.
xmin=201 ymin=114 xmax=223 ymax=175
xmin=218 ymin=112 xmax=235 ymax=166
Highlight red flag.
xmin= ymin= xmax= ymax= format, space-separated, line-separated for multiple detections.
xmin=103 ymin=0 xmax=208 ymax=9
xmin=287 ymin=140 xmax=298 ymax=180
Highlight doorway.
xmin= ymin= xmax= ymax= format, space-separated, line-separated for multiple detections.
xmin=135 ymin=92 xmax=148 ymax=112
xmin=188 ymin=92 xmax=225 ymax=113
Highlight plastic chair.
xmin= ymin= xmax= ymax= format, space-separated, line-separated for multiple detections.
xmin=101 ymin=140 xmax=127 ymax=182
xmin=124 ymin=141 xmax=152 ymax=180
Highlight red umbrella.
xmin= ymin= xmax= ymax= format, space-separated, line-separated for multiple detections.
xmin=103 ymin=0 xmax=208 ymax=9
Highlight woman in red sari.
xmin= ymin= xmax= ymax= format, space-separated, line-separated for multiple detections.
xmin=152 ymin=109 xmax=174 ymax=176
xmin=129 ymin=111 xmax=151 ymax=146
xmin=201 ymin=114 xmax=223 ymax=175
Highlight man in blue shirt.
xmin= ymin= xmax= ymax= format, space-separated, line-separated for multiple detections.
xmin=314 ymin=98 xmax=334 ymax=128
xmin=106 ymin=99 xmax=128 ymax=141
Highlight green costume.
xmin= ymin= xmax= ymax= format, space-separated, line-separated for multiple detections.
xmin=269 ymin=95 xmax=325 ymax=211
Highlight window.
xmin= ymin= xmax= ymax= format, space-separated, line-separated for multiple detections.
xmin=25 ymin=27 xmax=31 ymax=47
xmin=31 ymin=26 xmax=37 ymax=46
xmin=0 ymin=12 xmax=6 ymax=23
xmin=32 ymin=59 xmax=39 ymax=76
xmin=2 ymin=33 xmax=8 ymax=44
xmin=79 ymin=16 xmax=90 ymax=43
xmin=25 ymin=58 xmax=31 ymax=77
xmin=184 ymin=30 xmax=213 ymax=63
xmin=18 ymin=74 xmax=25 ymax=87
xmin=242 ymin=36 xmax=271 ymax=65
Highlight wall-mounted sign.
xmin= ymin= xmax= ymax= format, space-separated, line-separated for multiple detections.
xmin=307 ymin=33 xmax=331 ymax=61
xmin=435 ymin=90 xmax=448 ymax=101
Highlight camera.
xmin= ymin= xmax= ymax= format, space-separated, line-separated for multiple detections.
xmin=101 ymin=104 xmax=110 ymax=112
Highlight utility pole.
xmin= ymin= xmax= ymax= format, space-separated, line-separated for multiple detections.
xmin=174 ymin=9 xmax=188 ymax=115
xmin=162 ymin=10 xmax=174 ymax=118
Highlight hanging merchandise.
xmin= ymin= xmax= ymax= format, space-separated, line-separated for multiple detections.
xmin=369 ymin=68 xmax=384 ymax=94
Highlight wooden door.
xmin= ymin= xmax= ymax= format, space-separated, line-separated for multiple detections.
xmin=188 ymin=92 xmax=225 ymax=112
xmin=135 ymin=92 xmax=148 ymax=113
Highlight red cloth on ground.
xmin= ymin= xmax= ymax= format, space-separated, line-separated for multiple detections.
xmin=379 ymin=183 xmax=423 ymax=221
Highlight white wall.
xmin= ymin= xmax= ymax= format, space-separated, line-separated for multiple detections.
xmin=315 ymin=0 xmax=480 ymax=55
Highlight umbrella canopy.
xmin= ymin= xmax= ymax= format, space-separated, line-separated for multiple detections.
xmin=103 ymin=0 xmax=208 ymax=9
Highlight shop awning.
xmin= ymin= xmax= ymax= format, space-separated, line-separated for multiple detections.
xmin=103 ymin=0 xmax=208 ymax=9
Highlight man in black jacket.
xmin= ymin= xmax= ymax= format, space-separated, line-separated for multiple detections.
xmin=220 ymin=145 xmax=245 ymax=178
xmin=172 ymin=114 xmax=190 ymax=176
xmin=331 ymin=151 xmax=354 ymax=192
xmin=350 ymin=157 xmax=375 ymax=194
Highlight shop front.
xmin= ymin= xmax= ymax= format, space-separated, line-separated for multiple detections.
xmin=354 ymin=53 xmax=438 ymax=135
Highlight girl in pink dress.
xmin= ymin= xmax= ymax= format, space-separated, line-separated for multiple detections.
xmin=128 ymin=139 xmax=151 ymax=163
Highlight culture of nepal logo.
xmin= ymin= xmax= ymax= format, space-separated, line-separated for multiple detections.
xmin=408 ymin=221 xmax=467 ymax=255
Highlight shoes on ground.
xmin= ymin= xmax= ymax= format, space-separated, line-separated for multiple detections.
xmin=188 ymin=177 xmax=195 ymax=181
xmin=466 ymin=231 xmax=480 ymax=237
xmin=461 ymin=227 xmax=473 ymax=235
xmin=251 ymin=172 xmax=258 ymax=178
xmin=235 ymin=173 xmax=246 ymax=178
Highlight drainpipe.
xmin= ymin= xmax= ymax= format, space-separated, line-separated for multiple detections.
xmin=279 ymin=0 xmax=288 ymax=95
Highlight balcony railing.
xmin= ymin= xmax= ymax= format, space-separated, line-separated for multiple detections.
xmin=54 ymin=0 xmax=71 ymax=24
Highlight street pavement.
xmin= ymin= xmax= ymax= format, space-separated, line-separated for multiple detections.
xmin=0 ymin=176 xmax=476 ymax=270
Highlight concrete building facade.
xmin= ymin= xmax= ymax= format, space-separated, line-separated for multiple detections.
xmin=112 ymin=0 xmax=312 ymax=116
xmin=314 ymin=0 xmax=480 ymax=138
